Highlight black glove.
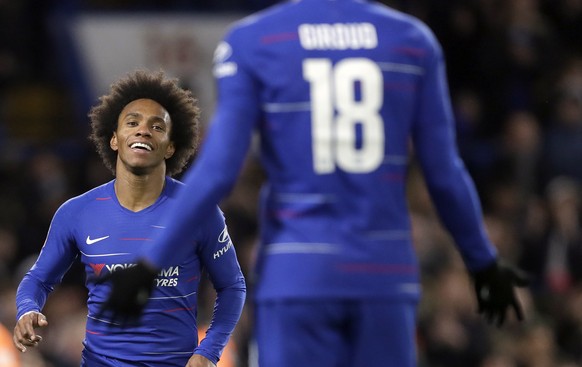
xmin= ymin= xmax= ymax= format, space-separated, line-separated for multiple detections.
xmin=96 ymin=260 xmax=158 ymax=325
xmin=472 ymin=260 xmax=529 ymax=326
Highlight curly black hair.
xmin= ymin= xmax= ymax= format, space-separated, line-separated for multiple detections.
xmin=88 ymin=69 xmax=200 ymax=177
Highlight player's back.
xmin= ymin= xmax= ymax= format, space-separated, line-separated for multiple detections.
xmin=223 ymin=0 xmax=441 ymax=300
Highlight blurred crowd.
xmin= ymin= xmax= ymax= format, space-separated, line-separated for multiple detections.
xmin=1 ymin=0 xmax=582 ymax=366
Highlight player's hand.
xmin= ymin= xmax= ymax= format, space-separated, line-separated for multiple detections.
xmin=96 ymin=260 xmax=158 ymax=325
xmin=13 ymin=311 xmax=48 ymax=352
xmin=472 ymin=260 xmax=530 ymax=326
xmin=186 ymin=354 xmax=217 ymax=367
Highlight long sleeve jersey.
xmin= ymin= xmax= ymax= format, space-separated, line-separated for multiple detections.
xmin=142 ymin=0 xmax=497 ymax=302
xmin=16 ymin=178 xmax=246 ymax=366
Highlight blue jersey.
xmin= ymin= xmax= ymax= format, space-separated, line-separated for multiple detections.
xmin=143 ymin=0 xmax=497 ymax=302
xmin=16 ymin=178 xmax=246 ymax=365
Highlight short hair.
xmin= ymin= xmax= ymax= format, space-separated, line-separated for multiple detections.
xmin=88 ymin=69 xmax=200 ymax=177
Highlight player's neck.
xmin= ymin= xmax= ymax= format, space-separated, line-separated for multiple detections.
xmin=114 ymin=167 xmax=166 ymax=212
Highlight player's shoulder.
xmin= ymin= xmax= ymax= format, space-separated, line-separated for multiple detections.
xmin=164 ymin=177 xmax=223 ymax=216
xmin=56 ymin=180 xmax=114 ymax=214
xmin=227 ymin=0 xmax=437 ymax=43
xmin=164 ymin=176 xmax=184 ymax=190
xmin=369 ymin=2 xmax=439 ymax=44
xmin=225 ymin=0 xmax=295 ymax=37
xmin=163 ymin=176 xmax=190 ymax=202
xmin=368 ymin=1 xmax=421 ymax=24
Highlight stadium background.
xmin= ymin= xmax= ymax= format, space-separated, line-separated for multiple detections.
xmin=1 ymin=0 xmax=582 ymax=366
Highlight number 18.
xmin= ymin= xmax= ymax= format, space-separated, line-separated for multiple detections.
xmin=303 ymin=58 xmax=385 ymax=174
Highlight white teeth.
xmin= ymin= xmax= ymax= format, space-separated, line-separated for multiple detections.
xmin=130 ymin=142 xmax=152 ymax=151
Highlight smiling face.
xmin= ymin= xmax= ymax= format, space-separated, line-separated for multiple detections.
xmin=110 ymin=98 xmax=175 ymax=176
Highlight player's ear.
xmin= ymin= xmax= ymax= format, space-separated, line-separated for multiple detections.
xmin=165 ymin=142 xmax=175 ymax=159
xmin=110 ymin=133 xmax=119 ymax=151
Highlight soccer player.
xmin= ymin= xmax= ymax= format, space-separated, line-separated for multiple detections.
xmin=13 ymin=70 xmax=246 ymax=367
xmin=102 ymin=2 xmax=529 ymax=366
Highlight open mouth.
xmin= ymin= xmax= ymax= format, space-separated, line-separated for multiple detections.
xmin=130 ymin=142 xmax=153 ymax=151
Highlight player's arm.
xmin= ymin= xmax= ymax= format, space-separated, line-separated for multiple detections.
xmin=14 ymin=202 xmax=79 ymax=351
xmin=193 ymin=207 xmax=246 ymax=365
xmin=411 ymin=27 xmax=528 ymax=325
xmin=142 ymin=31 xmax=260 ymax=270
xmin=411 ymin=27 xmax=495 ymax=270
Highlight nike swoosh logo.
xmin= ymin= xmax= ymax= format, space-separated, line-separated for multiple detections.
xmin=86 ymin=235 xmax=110 ymax=245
